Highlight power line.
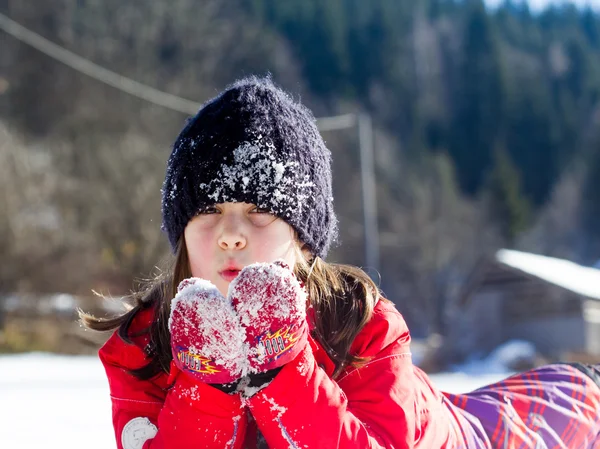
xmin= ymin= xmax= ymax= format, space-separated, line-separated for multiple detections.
xmin=0 ymin=11 xmax=202 ymax=114
xmin=0 ymin=11 xmax=352 ymax=131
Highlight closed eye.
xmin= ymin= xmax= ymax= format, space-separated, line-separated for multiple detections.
xmin=248 ymin=206 xmax=277 ymax=226
xmin=197 ymin=205 xmax=220 ymax=215
xmin=250 ymin=206 xmax=273 ymax=214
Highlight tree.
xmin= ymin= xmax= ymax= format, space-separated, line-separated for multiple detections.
xmin=378 ymin=150 xmax=499 ymax=337
xmin=484 ymin=147 xmax=531 ymax=244
xmin=504 ymin=72 xmax=561 ymax=205
xmin=449 ymin=0 xmax=506 ymax=195
xmin=519 ymin=167 xmax=585 ymax=262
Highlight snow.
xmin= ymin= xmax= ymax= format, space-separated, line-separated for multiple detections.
xmin=229 ymin=261 xmax=307 ymax=326
xmin=485 ymin=0 xmax=600 ymax=11
xmin=169 ymin=263 xmax=307 ymax=379
xmin=0 ymin=353 xmax=113 ymax=449
xmin=228 ymin=261 xmax=307 ymax=373
xmin=190 ymin=140 xmax=314 ymax=220
xmin=450 ymin=340 xmax=535 ymax=375
xmin=170 ymin=278 xmax=246 ymax=377
xmin=262 ymin=395 xmax=288 ymax=419
xmin=497 ymin=249 xmax=600 ymax=300
xmin=0 ymin=353 xmax=510 ymax=448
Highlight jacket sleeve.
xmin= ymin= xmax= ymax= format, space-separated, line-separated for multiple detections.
xmin=100 ymin=331 xmax=248 ymax=449
xmin=247 ymin=302 xmax=418 ymax=449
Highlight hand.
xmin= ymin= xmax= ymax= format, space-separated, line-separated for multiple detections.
xmin=229 ymin=261 xmax=309 ymax=374
xmin=169 ymin=278 xmax=246 ymax=385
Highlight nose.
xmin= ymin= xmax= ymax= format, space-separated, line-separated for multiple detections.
xmin=217 ymin=216 xmax=247 ymax=250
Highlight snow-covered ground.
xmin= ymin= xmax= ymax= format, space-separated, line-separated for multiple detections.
xmin=0 ymin=353 xmax=510 ymax=449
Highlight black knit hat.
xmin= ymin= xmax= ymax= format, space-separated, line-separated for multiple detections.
xmin=161 ymin=76 xmax=338 ymax=259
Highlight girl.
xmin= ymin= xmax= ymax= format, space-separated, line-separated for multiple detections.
xmin=83 ymin=76 xmax=600 ymax=449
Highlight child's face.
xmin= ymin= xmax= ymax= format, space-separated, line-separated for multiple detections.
xmin=184 ymin=202 xmax=301 ymax=297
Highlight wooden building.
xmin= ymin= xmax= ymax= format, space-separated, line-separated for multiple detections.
xmin=450 ymin=249 xmax=600 ymax=362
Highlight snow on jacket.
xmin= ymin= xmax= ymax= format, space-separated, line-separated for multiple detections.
xmin=99 ymin=299 xmax=600 ymax=448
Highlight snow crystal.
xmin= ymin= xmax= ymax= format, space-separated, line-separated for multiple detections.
xmin=169 ymin=278 xmax=248 ymax=374
xmin=262 ymin=395 xmax=287 ymax=419
xmin=296 ymin=358 xmax=310 ymax=377
xmin=242 ymin=385 xmax=263 ymax=397
xmin=228 ymin=261 xmax=307 ymax=328
xmin=194 ymin=140 xmax=314 ymax=218
xmin=178 ymin=384 xmax=201 ymax=401
xmin=169 ymin=263 xmax=307 ymax=380
xmin=236 ymin=375 xmax=274 ymax=398
xmin=272 ymin=162 xmax=285 ymax=184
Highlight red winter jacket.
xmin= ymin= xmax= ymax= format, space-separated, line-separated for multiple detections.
xmin=100 ymin=299 xmax=473 ymax=449
xmin=100 ymin=297 xmax=600 ymax=448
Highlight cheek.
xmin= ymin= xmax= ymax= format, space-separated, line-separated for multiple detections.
xmin=185 ymin=232 xmax=215 ymax=277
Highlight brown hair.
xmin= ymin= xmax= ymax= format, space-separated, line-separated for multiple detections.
xmin=80 ymin=237 xmax=380 ymax=380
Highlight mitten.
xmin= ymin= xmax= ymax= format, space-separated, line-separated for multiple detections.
xmin=169 ymin=278 xmax=246 ymax=384
xmin=229 ymin=261 xmax=308 ymax=374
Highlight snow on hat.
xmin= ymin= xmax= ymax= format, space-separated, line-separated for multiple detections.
xmin=161 ymin=76 xmax=338 ymax=259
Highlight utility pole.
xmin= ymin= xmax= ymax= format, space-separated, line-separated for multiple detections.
xmin=317 ymin=112 xmax=380 ymax=276
xmin=357 ymin=113 xmax=379 ymax=274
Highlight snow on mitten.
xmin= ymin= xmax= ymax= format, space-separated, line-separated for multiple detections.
xmin=229 ymin=261 xmax=308 ymax=374
xmin=169 ymin=278 xmax=247 ymax=385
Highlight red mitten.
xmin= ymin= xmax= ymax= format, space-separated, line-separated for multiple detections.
xmin=169 ymin=278 xmax=246 ymax=384
xmin=229 ymin=261 xmax=308 ymax=374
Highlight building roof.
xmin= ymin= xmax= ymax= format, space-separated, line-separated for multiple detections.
xmin=496 ymin=249 xmax=600 ymax=300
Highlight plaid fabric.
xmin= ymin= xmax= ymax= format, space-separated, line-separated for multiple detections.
xmin=443 ymin=363 xmax=600 ymax=449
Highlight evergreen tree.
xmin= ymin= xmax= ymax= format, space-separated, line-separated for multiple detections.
xmin=485 ymin=147 xmax=531 ymax=244
xmin=504 ymin=75 xmax=561 ymax=205
xmin=249 ymin=0 xmax=349 ymax=98
xmin=449 ymin=0 xmax=506 ymax=195
xmin=581 ymin=7 xmax=600 ymax=49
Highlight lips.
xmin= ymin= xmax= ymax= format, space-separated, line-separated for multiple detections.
xmin=219 ymin=269 xmax=241 ymax=282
